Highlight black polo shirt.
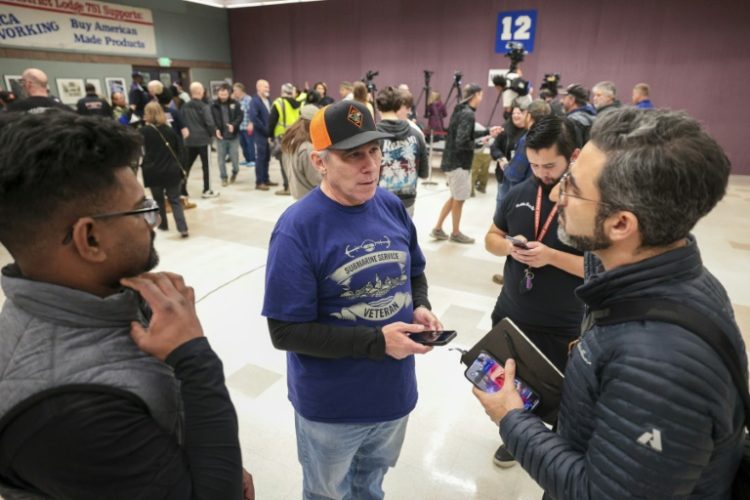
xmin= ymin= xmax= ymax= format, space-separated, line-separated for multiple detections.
xmin=494 ymin=176 xmax=584 ymax=334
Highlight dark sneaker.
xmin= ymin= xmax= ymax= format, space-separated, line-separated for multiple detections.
xmin=450 ymin=232 xmax=475 ymax=244
xmin=493 ymin=444 xmax=516 ymax=468
xmin=430 ymin=228 xmax=449 ymax=240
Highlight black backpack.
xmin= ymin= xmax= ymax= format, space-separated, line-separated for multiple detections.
xmin=590 ymin=299 xmax=750 ymax=499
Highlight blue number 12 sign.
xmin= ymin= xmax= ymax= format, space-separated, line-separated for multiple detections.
xmin=495 ymin=10 xmax=537 ymax=54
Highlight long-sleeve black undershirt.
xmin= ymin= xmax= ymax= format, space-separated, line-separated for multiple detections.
xmin=268 ymin=273 xmax=431 ymax=359
xmin=0 ymin=338 xmax=243 ymax=500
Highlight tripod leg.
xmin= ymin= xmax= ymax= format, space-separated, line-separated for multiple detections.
xmin=423 ymin=130 xmax=438 ymax=186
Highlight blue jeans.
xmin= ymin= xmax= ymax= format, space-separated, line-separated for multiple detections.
xmin=216 ymin=137 xmax=239 ymax=181
xmin=254 ymin=135 xmax=270 ymax=185
xmin=295 ymin=413 xmax=408 ymax=500
xmin=239 ymin=130 xmax=256 ymax=163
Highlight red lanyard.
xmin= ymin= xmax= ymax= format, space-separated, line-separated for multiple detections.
xmin=534 ymin=185 xmax=558 ymax=243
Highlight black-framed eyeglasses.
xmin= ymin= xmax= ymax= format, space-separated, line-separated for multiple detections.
xmin=558 ymin=171 xmax=610 ymax=206
xmin=62 ymin=198 xmax=161 ymax=245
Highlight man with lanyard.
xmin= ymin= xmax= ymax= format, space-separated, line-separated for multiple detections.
xmin=483 ymin=115 xmax=584 ymax=467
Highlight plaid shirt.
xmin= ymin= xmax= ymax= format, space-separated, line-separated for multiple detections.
xmin=239 ymin=94 xmax=252 ymax=130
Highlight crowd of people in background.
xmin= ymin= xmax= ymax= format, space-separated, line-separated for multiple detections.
xmin=1 ymin=63 xmax=744 ymax=500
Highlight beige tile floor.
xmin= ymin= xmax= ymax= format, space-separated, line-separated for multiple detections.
xmin=1 ymin=154 xmax=749 ymax=500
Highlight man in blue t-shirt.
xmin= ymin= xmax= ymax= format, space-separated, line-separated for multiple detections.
xmin=262 ymin=100 xmax=442 ymax=500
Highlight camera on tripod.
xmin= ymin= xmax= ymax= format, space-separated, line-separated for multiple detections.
xmin=364 ymin=70 xmax=379 ymax=92
xmin=504 ymin=42 xmax=527 ymax=73
xmin=540 ymin=73 xmax=561 ymax=98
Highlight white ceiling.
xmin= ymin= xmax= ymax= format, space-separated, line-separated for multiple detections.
xmin=184 ymin=0 xmax=325 ymax=8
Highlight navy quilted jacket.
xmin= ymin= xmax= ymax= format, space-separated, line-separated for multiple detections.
xmin=500 ymin=236 xmax=746 ymax=499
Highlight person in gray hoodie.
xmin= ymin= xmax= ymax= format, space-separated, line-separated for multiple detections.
xmin=0 ymin=111 xmax=253 ymax=499
xmin=375 ymin=87 xmax=430 ymax=216
xmin=182 ymin=82 xmax=218 ymax=198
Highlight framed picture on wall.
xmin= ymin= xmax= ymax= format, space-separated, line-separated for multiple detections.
xmin=159 ymin=72 xmax=172 ymax=88
xmin=105 ymin=77 xmax=128 ymax=103
xmin=56 ymin=78 xmax=85 ymax=105
xmin=85 ymin=78 xmax=103 ymax=97
xmin=3 ymin=75 xmax=23 ymax=95
xmin=209 ymin=80 xmax=226 ymax=100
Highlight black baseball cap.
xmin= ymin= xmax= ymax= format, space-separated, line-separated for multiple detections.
xmin=562 ymin=84 xmax=589 ymax=102
xmin=310 ymin=100 xmax=392 ymax=151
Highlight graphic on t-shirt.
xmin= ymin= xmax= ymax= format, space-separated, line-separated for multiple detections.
xmin=515 ymin=201 xmax=534 ymax=211
xmin=380 ymin=137 xmax=419 ymax=195
xmin=328 ymin=237 xmax=411 ymax=322
xmin=345 ymin=236 xmax=391 ymax=258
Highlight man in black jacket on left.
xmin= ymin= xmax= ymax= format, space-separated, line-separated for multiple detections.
xmin=211 ymin=83 xmax=244 ymax=186
xmin=431 ymin=84 xmax=501 ymax=244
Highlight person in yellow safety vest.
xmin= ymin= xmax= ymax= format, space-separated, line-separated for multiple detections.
xmin=269 ymin=83 xmax=306 ymax=196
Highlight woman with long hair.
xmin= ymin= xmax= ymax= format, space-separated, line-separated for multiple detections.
xmin=313 ymin=81 xmax=334 ymax=106
xmin=427 ymin=91 xmax=447 ymax=134
xmin=140 ymin=101 xmax=189 ymax=237
xmin=280 ymin=104 xmax=321 ymax=200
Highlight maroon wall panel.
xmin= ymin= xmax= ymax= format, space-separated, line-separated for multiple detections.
xmin=229 ymin=0 xmax=750 ymax=174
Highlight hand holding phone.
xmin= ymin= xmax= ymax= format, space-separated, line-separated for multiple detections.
xmin=407 ymin=330 xmax=457 ymax=346
xmin=505 ymin=235 xmax=529 ymax=250
xmin=382 ymin=322 xmax=432 ymax=359
xmin=465 ymin=351 xmax=540 ymax=411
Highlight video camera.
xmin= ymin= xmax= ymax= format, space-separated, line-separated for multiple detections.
xmin=540 ymin=73 xmax=561 ymax=98
xmin=504 ymin=41 xmax=527 ymax=73
xmin=364 ymin=70 xmax=379 ymax=92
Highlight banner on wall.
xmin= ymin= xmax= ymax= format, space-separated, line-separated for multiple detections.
xmin=0 ymin=0 xmax=156 ymax=56
xmin=495 ymin=10 xmax=537 ymax=54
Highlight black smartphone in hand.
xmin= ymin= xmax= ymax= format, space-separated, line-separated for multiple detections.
xmin=505 ymin=235 xmax=529 ymax=250
xmin=408 ymin=330 xmax=457 ymax=346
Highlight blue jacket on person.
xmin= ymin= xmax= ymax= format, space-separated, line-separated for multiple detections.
xmin=499 ymin=235 xmax=746 ymax=499
xmin=636 ymin=99 xmax=654 ymax=109
xmin=249 ymin=94 xmax=270 ymax=138
xmin=502 ymin=132 xmax=530 ymax=188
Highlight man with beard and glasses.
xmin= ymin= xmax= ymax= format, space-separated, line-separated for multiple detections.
xmin=474 ymin=108 xmax=744 ymax=499
xmin=483 ymin=115 xmax=584 ymax=467
xmin=0 ymin=111 xmax=253 ymax=499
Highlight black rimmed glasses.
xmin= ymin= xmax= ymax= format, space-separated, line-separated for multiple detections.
xmin=62 ymin=198 xmax=161 ymax=245
xmin=558 ymin=171 xmax=610 ymax=206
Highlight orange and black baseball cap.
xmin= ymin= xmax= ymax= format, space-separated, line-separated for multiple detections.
xmin=310 ymin=100 xmax=393 ymax=151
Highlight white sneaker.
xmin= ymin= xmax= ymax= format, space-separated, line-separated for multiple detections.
xmin=201 ymin=190 xmax=220 ymax=199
